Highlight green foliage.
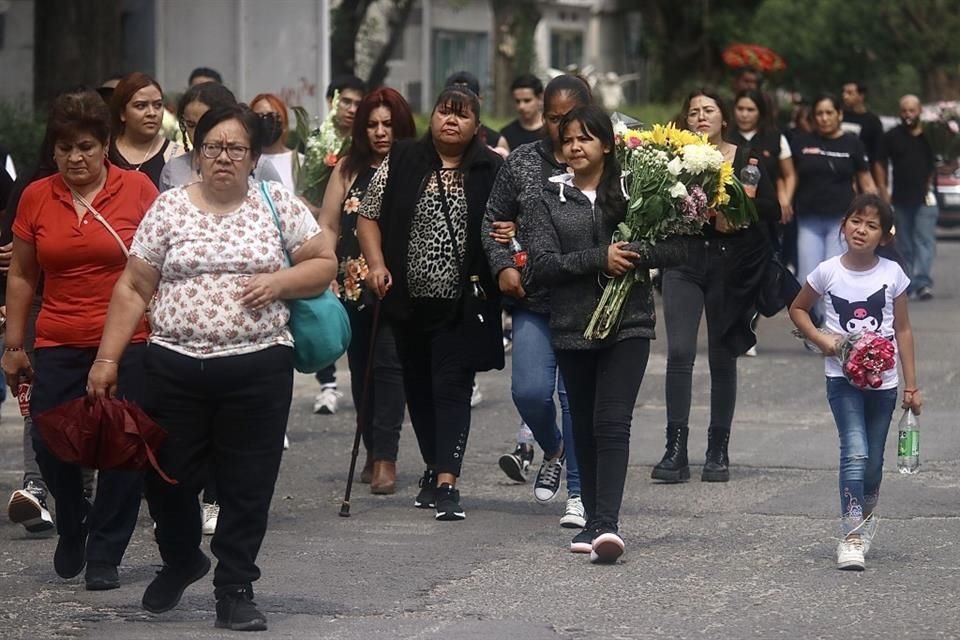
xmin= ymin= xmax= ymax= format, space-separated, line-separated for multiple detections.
xmin=0 ymin=102 xmax=45 ymax=174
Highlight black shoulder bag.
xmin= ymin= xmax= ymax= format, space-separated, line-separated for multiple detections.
xmin=435 ymin=169 xmax=504 ymax=372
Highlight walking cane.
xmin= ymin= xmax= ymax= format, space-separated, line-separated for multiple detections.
xmin=339 ymin=300 xmax=382 ymax=517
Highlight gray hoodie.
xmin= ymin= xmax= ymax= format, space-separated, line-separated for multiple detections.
xmin=528 ymin=174 xmax=687 ymax=351
xmin=482 ymin=140 xmax=565 ymax=315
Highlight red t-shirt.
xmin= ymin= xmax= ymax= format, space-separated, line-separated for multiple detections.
xmin=13 ymin=164 xmax=157 ymax=348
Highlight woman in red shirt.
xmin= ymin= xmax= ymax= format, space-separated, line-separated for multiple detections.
xmin=1 ymin=90 xmax=158 ymax=591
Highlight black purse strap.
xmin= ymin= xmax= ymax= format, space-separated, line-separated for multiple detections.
xmin=434 ymin=169 xmax=465 ymax=278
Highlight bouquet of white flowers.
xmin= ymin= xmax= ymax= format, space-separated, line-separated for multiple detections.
xmin=292 ymin=92 xmax=351 ymax=205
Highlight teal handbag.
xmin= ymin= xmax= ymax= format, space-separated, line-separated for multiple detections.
xmin=260 ymin=182 xmax=351 ymax=373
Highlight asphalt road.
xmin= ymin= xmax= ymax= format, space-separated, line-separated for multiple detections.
xmin=1 ymin=240 xmax=959 ymax=639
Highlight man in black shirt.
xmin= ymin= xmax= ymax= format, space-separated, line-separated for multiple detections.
xmin=875 ymin=94 xmax=938 ymax=300
xmin=499 ymin=74 xmax=544 ymax=153
xmin=841 ymin=81 xmax=885 ymax=175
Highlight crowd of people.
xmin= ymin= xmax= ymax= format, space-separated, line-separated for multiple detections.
xmin=0 ymin=63 xmax=930 ymax=630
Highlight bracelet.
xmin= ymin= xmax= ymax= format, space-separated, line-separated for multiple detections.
xmin=93 ymin=358 xmax=118 ymax=365
xmin=3 ymin=346 xmax=23 ymax=352
xmin=903 ymin=388 xmax=919 ymax=394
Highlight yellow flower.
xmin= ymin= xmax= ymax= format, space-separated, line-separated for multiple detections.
xmin=710 ymin=161 xmax=735 ymax=207
xmin=637 ymin=123 xmax=706 ymax=150
xmin=623 ymin=130 xmax=644 ymax=149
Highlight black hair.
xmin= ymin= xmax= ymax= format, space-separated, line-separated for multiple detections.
xmin=678 ymin=88 xmax=731 ymax=138
xmin=840 ymin=193 xmax=904 ymax=265
xmin=189 ymin=67 xmax=223 ymax=84
xmin=543 ymin=74 xmax=592 ymax=113
xmin=558 ymin=104 xmax=624 ymax=215
xmin=193 ymin=103 xmax=263 ymax=162
xmin=812 ymin=93 xmax=843 ymax=113
xmin=844 ymin=81 xmax=867 ymax=96
xmin=326 ymin=74 xmax=366 ymax=100
xmin=177 ymin=82 xmax=237 ymax=120
xmin=510 ymin=73 xmax=544 ymax=96
xmin=426 ymin=88 xmax=485 ymax=173
xmin=734 ymin=88 xmax=769 ymax=132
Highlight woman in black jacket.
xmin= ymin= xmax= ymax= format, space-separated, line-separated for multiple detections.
xmin=652 ymin=89 xmax=780 ymax=485
xmin=529 ymin=105 xmax=685 ymax=563
xmin=357 ymin=87 xmax=503 ymax=521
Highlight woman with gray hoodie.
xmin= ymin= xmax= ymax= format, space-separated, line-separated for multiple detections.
xmin=527 ymin=105 xmax=686 ymax=563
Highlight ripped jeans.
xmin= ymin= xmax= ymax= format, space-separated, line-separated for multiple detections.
xmin=826 ymin=377 xmax=898 ymax=534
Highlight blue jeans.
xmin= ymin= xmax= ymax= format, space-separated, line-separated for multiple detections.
xmin=797 ymin=214 xmax=846 ymax=287
xmin=893 ymin=204 xmax=937 ymax=290
xmin=511 ymin=308 xmax=580 ymax=497
xmin=825 ymin=377 xmax=897 ymax=533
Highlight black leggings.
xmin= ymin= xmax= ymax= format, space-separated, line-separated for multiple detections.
xmin=662 ymin=244 xmax=739 ymax=435
xmin=556 ymin=339 xmax=650 ymax=528
xmin=393 ymin=322 xmax=474 ymax=477
xmin=346 ymin=306 xmax=405 ymax=461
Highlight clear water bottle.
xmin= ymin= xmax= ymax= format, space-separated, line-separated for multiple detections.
xmin=740 ymin=157 xmax=761 ymax=198
xmin=897 ymin=409 xmax=920 ymax=474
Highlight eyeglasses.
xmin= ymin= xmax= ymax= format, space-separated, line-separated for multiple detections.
xmin=54 ymin=143 xmax=101 ymax=158
xmin=199 ymin=143 xmax=250 ymax=161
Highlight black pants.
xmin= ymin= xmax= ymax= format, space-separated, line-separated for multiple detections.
xmin=393 ymin=322 xmax=474 ymax=477
xmin=143 ymin=345 xmax=293 ymax=588
xmin=346 ymin=306 xmax=405 ymax=461
xmin=662 ymin=241 xmax=739 ymax=435
xmin=30 ymin=343 xmax=147 ymax=567
xmin=556 ymin=339 xmax=649 ymax=528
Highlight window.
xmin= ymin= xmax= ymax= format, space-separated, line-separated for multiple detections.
xmin=433 ymin=30 xmax=489 ymax=98
xmin=550 ymin=30 xmax=583 ymax=70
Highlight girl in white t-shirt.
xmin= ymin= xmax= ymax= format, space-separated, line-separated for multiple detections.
xmin=789 ymin=193 xmax=922 ymax=572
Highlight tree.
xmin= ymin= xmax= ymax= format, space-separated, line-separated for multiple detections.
xmin=330 ymin=0 xmax=419 ymax=91
xmin=491 ymin=0 xmax=542 ymax=117
xmin=33 ymin=0 xmax=123 ymax=110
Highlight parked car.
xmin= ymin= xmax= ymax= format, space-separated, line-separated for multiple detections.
xmin=935 ymin=161 xmax=960 ymax=228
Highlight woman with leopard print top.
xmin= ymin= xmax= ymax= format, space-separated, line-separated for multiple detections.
xmin=358 ymin=87 xmax=503 ymax=522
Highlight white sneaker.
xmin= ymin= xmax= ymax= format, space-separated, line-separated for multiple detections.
xmin=560 ymin=496 xmax=586 ymax=529
xmin=7 ymin=483 xmax=54 ymax=534
xmin=836 ymin=536 xmax=865 ymax=571
xmin=313 ymin=387 xmax=341 ymax=414
xmin=744 ymin=345 xmax=758 ymax=357
xmin=470 ymin=383 xmax=483 ymax=408
xmin=283 ymin=434 xmax=290 ymax=450
xmin=201 ymin=502 xmax=220 ymax=536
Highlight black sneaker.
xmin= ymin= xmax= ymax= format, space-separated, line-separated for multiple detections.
xmin=590 ymin=523 xmax=625 ymax=564
xmin=434 ymin=484 xmax=466 ymax=521
xmin=85 ymin=563 xmax=120 ymax=591
xmin=215 ymin=584 xmax=267 ymax=631
xmin=498 ymin=444 xmax=534 ymax=483
xmin=570 ymin=527 xmax=598 ymax=554
xmin=142 ymin=552 xmax=211 ymax=614
xmin=7 ymin=481 xmax=55 ymax=534
xmin=533 ymin=450 xmax=565 ymax=503
xmin=54 ymin=530 xmax=88 ymax=579
xmin=414 ymin=468 xmax=437 ymax=509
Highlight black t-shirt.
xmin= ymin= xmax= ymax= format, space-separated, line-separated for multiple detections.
xmin=727 ymin=128 xmax=783 ymax=183
xmin=500 ymin=120 xmax=543 ymax=151
xmin=841 ymin=110 xmax=884 ymax=163
xmin=877 ymin=125 xmax=935 ymax=208
xmin=791 ymin=131 xmax=869 ymax=216
xmin=108 ymin=138 xmax=170 ymax=189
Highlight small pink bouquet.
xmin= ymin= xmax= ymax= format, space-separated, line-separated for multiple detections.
xmin=836 ymin=332 xmax=896 ymax=389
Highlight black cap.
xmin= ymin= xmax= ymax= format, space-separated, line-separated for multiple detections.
xmin=444 ymin=71 xmax=481 ymax=98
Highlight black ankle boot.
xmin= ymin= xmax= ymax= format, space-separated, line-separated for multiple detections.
xmin=651 ymin=426 xmax=690 ymax=483
xmin=701 ymin=428 xmax=730 ymax=482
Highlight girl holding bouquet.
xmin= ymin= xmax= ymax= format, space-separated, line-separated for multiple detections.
xmin=528 ymin=105 xmax=686 ymax=563
xmin=789 ymin=193 xmax=921 ymax=571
